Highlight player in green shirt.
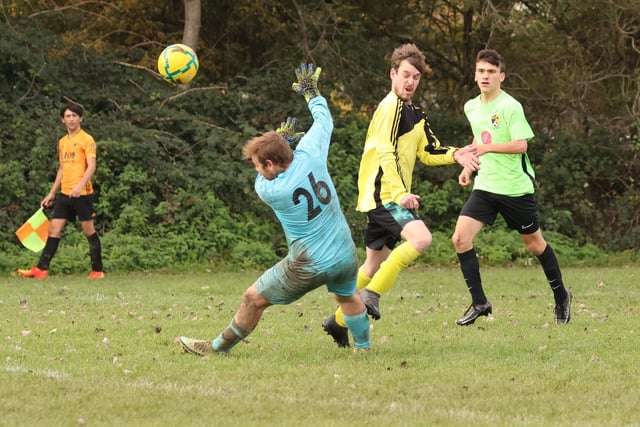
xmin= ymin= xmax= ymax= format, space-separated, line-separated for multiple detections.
xmin=452 ymin=49 xmax=572 ymax=326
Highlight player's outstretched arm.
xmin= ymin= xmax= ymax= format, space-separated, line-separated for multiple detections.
xmin=291 ymin=63 xmax=321 ymax=102
xmin=276 ymin=117 xmax=305 ymax=145
xmin=453 ymin=145 xmax=480 ymax=171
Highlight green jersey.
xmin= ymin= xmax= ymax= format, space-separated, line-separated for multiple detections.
xmin=464 ymin=90 xmax=535 ymax=196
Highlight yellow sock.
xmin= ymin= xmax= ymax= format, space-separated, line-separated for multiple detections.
xmin=367 ymin=242 xmax=420 ymax=295
xmin=335 ymin=267 xmax=371 ymax=327
xmin=356 ymin=266 xmax=372 ymax=291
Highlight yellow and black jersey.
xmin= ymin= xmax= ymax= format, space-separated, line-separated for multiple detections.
xmin=58 ymin=129 xmax=96 ymax=195
xmin=357 ymin=91 xmax=458 ymax=212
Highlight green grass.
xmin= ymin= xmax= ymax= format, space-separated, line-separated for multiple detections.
xmin=1 ymin=266 xmax=639 ymax=427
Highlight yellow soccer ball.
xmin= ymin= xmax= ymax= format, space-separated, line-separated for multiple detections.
xmin=157 ymin=44 xmax=199 ymax=84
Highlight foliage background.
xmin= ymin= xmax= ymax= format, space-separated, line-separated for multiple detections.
xmin=0 ymin=0 xmax=638 ymax=273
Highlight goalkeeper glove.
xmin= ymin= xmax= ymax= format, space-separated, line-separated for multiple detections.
xmin=291 ymin=63 xmax=321 ymax=102
xmin=276 ymin=117 xmax=305 ymax=145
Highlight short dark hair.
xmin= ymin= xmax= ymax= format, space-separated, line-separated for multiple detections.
xmin=476 ymin=49 xmax=506 ymax=73
xmin=60 ymin=103 xmax=84 ymax=118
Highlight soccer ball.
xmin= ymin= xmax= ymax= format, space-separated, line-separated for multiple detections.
xmin=157 ymin=44 xmax=199 ymax=84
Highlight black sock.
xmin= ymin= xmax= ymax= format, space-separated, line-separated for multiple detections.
xmin=87 ymin=233 xmax=103 ymax=272
xmin=457 ymin=248 xmax=487 ymax=305
xmin=37 ymin=237 xmax=60 ymax=270
xmin=536 ymin=244 xmax=568 ymax=304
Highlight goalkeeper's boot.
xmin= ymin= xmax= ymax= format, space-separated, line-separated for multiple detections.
xmin=360 ymin=288 xmax=381 ymax=320
xmin=322 ymin=314 xmax=350 ymax=348
xmin=88 ymin=271 xmax=105 ymax=279
xmin=554 ymin=291 xmax=572 ymax=324
xmin=17 ymin=266 xmax=48 ymax=279
xmin=179 ymin=336 xmax=215 ymax=356
xmin=456 ymin=301 xmax=492 ymax=326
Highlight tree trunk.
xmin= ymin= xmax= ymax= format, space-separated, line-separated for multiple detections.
xmin=182 ymin=0 xmax=201 ymax=51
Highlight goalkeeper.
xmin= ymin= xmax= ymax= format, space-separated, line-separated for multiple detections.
xmin=179 ymin=63 xmax=371 ymax=355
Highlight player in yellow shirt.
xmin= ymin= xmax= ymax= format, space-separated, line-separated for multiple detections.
xmin=18 ymin=103 xmax=104 ymax=279
xmin=322 ymin=43 xmax=479 ymax=346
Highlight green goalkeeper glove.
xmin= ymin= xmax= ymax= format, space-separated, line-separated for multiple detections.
xmin=276 ymin=117 xmax=305 ymax=145
xmin=291 ymin=63 xmax=321 ymax=102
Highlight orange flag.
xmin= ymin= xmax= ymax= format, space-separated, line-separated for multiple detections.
xmin=15 ymin=209 xmax=50 ymax=252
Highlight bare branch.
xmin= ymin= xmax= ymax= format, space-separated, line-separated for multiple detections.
xmin=158 ymin=86 xmax=227 ymax=110
xmin=18 ymin=60 xmax=46 ymax=102
xmin=28 ymin=1 xmax=119 ymax=22
xmin=106 ymin=98 xmax=123 ymax=112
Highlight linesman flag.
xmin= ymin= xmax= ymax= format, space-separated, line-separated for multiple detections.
xmin=15 ymin=208 xmax=50 ymax=252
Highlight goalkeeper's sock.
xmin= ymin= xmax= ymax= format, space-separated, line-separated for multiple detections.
xmin=335 ymin=267 xmax=371 ymax=328
xmin=343 ymin=309 xmax=370 ymax=349
xmin=366 ymin=242 xmax=420 ymax=295
xmin=211 ymin=318 xmax=253 ymax=353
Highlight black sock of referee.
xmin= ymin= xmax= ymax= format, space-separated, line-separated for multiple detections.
xmin=87 ymin=233 xmax=103 ymax=272
xmin=37 ymin=237 xmax=60 ymax=270
xmin=536 ymin=244 xmax=568 ymax=305
xmin=457 ymin=248 xmax=487 ymax=305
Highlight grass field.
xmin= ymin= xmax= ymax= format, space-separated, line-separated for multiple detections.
xmin=1 ymin=266 xmax=639 ymax=427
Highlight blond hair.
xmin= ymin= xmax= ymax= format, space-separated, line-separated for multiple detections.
xmin=242 ymin=131 xmax=293 ymax=167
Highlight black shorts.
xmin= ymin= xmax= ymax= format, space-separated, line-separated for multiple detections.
xmin=364 ymin=202 xmax=421 ymax=250
xmin=460 ymin=190 xmax=539 ymax=234
xmin=52 ymin=194 xmax=97 ymax=222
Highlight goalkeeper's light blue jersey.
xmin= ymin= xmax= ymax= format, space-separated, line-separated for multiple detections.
xmin=254 ymin=96 xmax=356 ymax=268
